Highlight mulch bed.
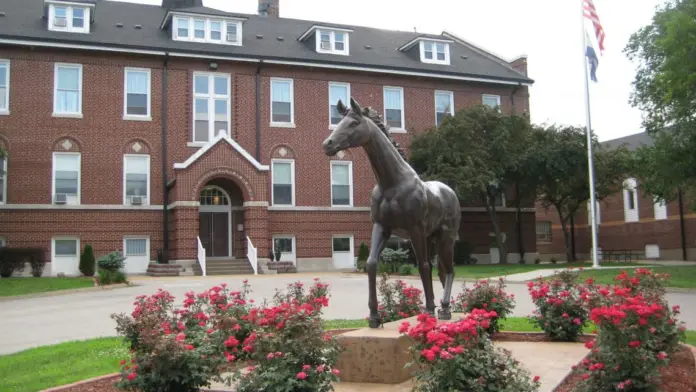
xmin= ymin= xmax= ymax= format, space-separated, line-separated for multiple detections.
xmin=44 ymin=332 xmax=696 ymax=392
xmin=554 ymin=345 xmax=695 ymax=392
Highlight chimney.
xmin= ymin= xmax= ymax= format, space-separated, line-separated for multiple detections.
xmin=258 ymin=0 xmax=279 ymax=17
xmin=161 ymin=0 xmax=203 ymax=10
xmin=510 ymin=55 xmax=528 ymax=76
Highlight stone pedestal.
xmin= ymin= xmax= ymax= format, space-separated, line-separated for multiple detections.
xmin=335 ymin=313 xmax=467 ymax=384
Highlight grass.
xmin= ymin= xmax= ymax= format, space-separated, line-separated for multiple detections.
xmin=3 ymin=316 xmax=694 ymax=392
xmin=575 ymin=265 xmax=696 ymax=288
xmin=0 ymin=277 xmax=95 ymax=297
xmin=446 ymin=261 xmax=645 ymax=279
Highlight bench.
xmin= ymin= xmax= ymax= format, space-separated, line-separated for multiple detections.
xmin=599 ymin=249 xmax=645 ymax=263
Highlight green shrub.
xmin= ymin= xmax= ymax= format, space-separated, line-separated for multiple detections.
xmin=527 ymin=270 xmax=588 ymax=342
xmin=29 ymin=257 xmax=47 ymax=277
xmin=550 ymin=257 xmax=557 ymax=264
xmin=398 ymin=264 xmax=414 ymax=275
xmin=453 ymin=278 xmax=516 ymax=335
xmin=453 ymin=240 xmax=475 ymax=265
xmin=379 ymin=248 xmax=409 ymax=273
xmin=98 ymin=269 xmax=127 ymax=285
xmin=98 ymin=251 xmax=126 ymax=271
xmin=357 ymin=242 xmax=369 ymax=272
xmin=0 ymin=248 xmax=44 ymax=278
xmin=534 ymin=257 xmax=541 ymax=264
xmin=79 ymin=244 xmax=96 ymax=277
xmin=377 ymin=273 xmax=423 ymax=322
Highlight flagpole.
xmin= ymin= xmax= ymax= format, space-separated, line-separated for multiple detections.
xmin=582 ymin=0 xmax=601 ymax=269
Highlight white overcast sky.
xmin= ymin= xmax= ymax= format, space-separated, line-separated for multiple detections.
xmin=123 ymin=0 xmax=663 ymax=141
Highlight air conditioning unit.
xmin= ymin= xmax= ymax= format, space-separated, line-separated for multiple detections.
xmin=226 ymin=33 xmax=237 ymax=42
xmin=320 ymin=41 xmax=331 ymax=50
xmin=54 ymin=17 xmax=67 ymax=27
xmin=130 ymin=196 xmax=143 ymax=205
xmin=54 ymin=193 xmax=67 ymax=204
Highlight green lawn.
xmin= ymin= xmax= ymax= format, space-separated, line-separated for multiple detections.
xmin=0 ymin=277 xmax=94 ymax=297
xmin=446 ymin=262 xmax=644 ymax=279
xmin=576 ymin=266 xmax=696 ymax=288
xmin=2 ymin=316 xmax=692 ymax=392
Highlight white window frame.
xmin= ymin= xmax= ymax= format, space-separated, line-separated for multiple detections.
xmin=328 ymin=82 xmax=350 ymax=129
xmin=315 ymin=29 xmax=350 ymax=55
xmin=272 ymin=235 xmax=297 ymax=264
xmin=482 ymin=94 xmax=501 ymax=109
xmin=271 ymin=159 xmax=295 ymax=206
xmin=52 ymin=152 xmax=81 ymax=205
xmin=0 ymin=60 xmax=9 ymax=114
xmin=330 ymin=161 xmax=353 ymax=207
xmin=123 ymin=154 xmax=151 ymax=205
xmin=623 ymin=178 xmax=639 ymax=222
xmin=270 ymin=78 xmax=295 ymax=128
xmin=587 ymin=200 xmax=601 ymax=225
xmin=53 ymin=63 xmax=83 ymax=117
xmin=383 ymin=86 xmax=406 ymax=133
xmin=419 ymin=40 xmax=450 ymax=65
xmin=48 ymin=4 xmax=91 ymax=34
xmin=123 ymin=67 xmax=151 ymax=120
xmin=171 ymin=16 xmax=243 ymax=46
xmin=653 ymin=196 xmax=667 ymax=220
xmin=434 ymin=90 xmax=454 ymax=126
xmin=0 ymin=156 xmax=6 ymax=204
xmin=192 ymin=72 xmax=231 ymax=143
xmin=52 ymin=237 xmax=79 ymax=256
xmin=123 ymin=236 xmax=150 ymax=257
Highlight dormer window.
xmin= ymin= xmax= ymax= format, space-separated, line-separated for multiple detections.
xmin=317 ymin=30 xmax=348 ymax=55
xmin=420 ymin=40 xmax=450 ymax=65
xmin=172 ymin=15 xmax=243 ymax=46
xmin=47 ymin=2 xmax=91 ymax=34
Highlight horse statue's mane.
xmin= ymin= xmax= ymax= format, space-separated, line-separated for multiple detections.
xmin=339 ymin=103 xmax=406 ymax=159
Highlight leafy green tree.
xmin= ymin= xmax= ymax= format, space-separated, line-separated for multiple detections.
xmin=410 ymin=105 xmax=517 ymax=264
xmin=625 ymin=0 xmax=696 ymax=199
xmin=79 ymin=244 xmax=96 ymax=277
xmin=533 ymin=125 xmax=632 ymax=262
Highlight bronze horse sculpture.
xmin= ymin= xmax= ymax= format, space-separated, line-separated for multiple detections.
xmin=322 ymin=98 xmax=461 ymax=328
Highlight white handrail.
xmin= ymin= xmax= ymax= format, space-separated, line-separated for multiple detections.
xmin=246 ymin=236 xmax=258 ymax=275
xmin=197 ymin=236 xmax=207 ymax=277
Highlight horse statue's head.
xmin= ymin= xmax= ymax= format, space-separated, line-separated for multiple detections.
xmin=322 ymin=97 xmax=373 ymax=156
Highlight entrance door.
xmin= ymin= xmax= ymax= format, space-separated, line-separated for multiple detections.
xmin=332 ymin=235 xmax=354 ymax=269
xmin=199 ymin=212 xmax=229 ymax=258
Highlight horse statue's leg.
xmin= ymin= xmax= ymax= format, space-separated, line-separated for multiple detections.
xmin=410 ymin=229 xmax=435 ymax=316
xmin=436 ymin=238 xmax=455 ymax=320
xmin=366 ymin=222 xmax=390 ymax=328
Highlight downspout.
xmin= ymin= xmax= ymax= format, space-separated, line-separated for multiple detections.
xmin=161 ymin=54 xmax=170 ymax=264
xmin=510 ymin=83 xmax=525 ymax=261
xmin=255 ymin=61 xmax=264 ymax=161
xmin=678 ymin=188 xmax=687 ymax=260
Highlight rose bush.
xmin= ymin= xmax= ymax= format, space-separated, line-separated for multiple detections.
xmin=400 ymin=309 xmax=541 ymax=392
xmin=527 ymin=269 xmax=589 ymax=341
xmin=377 ymin=273 xmax=424 ymax=322
xmin=453 ymin=278 xmax=515 ymax=334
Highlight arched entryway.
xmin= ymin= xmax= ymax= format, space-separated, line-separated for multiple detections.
xmin=198 ymin=179 xmax=244 ymax=258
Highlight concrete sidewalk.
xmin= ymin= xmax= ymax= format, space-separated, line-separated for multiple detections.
xmin=489 ymin=265 xmax=650 ymax=283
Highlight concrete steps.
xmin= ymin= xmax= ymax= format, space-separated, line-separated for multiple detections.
xmin=192 ymin=258 xmax=255 ymax=276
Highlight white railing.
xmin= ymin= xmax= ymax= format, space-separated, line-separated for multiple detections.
xmin=246 ymin=236 xmax=258 ymax=275
xmin=197 ymin=236 xmax=207 ymax=277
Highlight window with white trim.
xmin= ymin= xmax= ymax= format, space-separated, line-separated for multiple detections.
xmin=0 ymin=156 xmax=5 ymax=204
xmin=623 ymin=178 xmax=639 ymax=222
xmin=124 ymin=155 xmax=150 ymax=205
xmin=653 ymin=196 xmax=667 ymax=220
xmin=49 ymin=4 xmax=90 ymax=34
xmin=383 ymin=86 xmax=404 ymax=130
xmin=54 ymin=64 xmax=83 ymax=116
xmin=124 ymin=68 xmax=151 ymax=119
xmin=331 ymin=161 xmax=352 ymax=206
xmin=53 ymin=238 xmax=78 ymax=257
xmin=272 ymin=235 xmax=296 ymax=263
xmin=172 ymin=16 xmax=242 ymax=46
xmin=52 ymin=153 xmax=80 ymax=205
xmin=272 ymin=159 xmax=294 ymax=206
xmin=125 ymin=238 xmax=148 ymax=256
xmin=420 ymin=41 xmax=450 ymax=65
xmin=329 ymin=82 xmax=350 ymax=126
xmin=193 ymin=72 xmax=230 ymax=143
xmin=270 ymin=78 xmax=294 ymax=126
xmin=316 ymin=30 xmax=349 ymax=55
xmin=482 ymin=94 xmax=501 ymax=109
xmin=535 ymin=221 xmax=552 ymax=243
xmin=0 ymin=60 xmax=9 ymax=113
xmin=434 ymin=91 xmax=454 ymax=126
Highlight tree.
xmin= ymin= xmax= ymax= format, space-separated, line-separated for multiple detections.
xmin=80 ymin=244 xmax=96 ymax=277
xmin=625 ymin=0 xmax=696 ymax=199
xmin=410 ymin=105 xmax=519 ymax=264
xmin=533 ymin=125 xmax=632 ymax=262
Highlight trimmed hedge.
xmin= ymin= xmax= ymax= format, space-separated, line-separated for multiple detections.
xmin=0 ymin=247 xmax=45 ymax=278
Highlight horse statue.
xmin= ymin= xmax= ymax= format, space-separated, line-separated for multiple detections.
xmin=322 ymin=97 xmax=462 ymax=328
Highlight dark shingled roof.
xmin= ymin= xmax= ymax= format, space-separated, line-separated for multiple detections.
xmin=602 ymin=132 xmax=655 ymax=151
xmin=0 ymin=0 xmax=533 ymax=85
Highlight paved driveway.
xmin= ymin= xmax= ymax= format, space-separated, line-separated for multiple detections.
xmin=1 ymin=273 xmax=695 ymax=355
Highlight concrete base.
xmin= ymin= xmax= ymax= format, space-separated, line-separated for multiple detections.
xmin=335 ymin=313 xmax=467 ymax=384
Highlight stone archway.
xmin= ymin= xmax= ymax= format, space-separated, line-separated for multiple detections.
xmin=198 ymin=178 xmax=245 ymax=259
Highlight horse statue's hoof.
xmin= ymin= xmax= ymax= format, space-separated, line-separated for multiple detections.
xmin=438 ymin=308 xmax=452 ymax=320
xmin=368 ymin=317 xmax=382 ymax=329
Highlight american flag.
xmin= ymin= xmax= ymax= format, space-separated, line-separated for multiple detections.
xmin=584 ymin=0 xmax=606 ymax=54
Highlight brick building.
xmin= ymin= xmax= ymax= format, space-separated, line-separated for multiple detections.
xmin=535 ymin=131 xmax=695 ymax=262
xmin=0 ymin=0 xmax=535 ymax=276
